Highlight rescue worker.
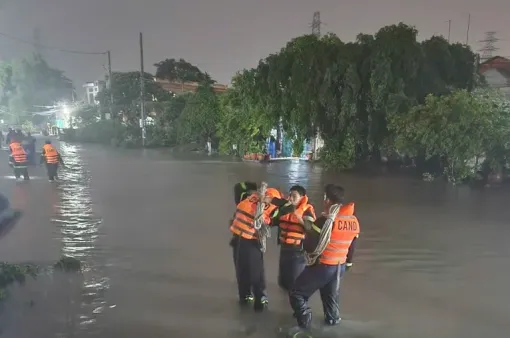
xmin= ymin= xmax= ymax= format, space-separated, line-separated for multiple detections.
xmin=9 ymin=138 xmax=29 ymax=181
xmin=289 ymin=184 xmax=360 ymax=330
xmin=25 ymin=132 xmax=36 ymax=164
xmin=230 ymin=186 xmax=293 ymax=311
xmin=233 ymin=181 xmax=258 ymax=205
xmin=5 ymin=128 xmax=14 ymax=145
xmin=40 ymin=140 xmax=64 ymax=182
xmin=276 ymin=185 xmax=316 ymax=291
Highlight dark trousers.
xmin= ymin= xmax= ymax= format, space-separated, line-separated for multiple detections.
xmin=46 ymin=163 xmax=59 ymax=180
xmin=278 ymin=246 xmax=306 ymax=291
xmin=289 ymin=263 xmax=344 ymax=328
xmin=12 ymin=163 xmax=29 ymax=180
xmin=231 ymin=236 xmax=267 ymax=301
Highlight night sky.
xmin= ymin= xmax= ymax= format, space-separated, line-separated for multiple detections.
xmin=0 ymin=0 xmax=508 ymax=90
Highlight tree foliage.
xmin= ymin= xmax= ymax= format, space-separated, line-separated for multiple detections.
xmin=177 ymin=84 xmax=221 ymax=144
xmin=217 ymin=70 xmax=276 ymax=154
xmin=390 ymin=89 xmax=510 ymax=182
xmin=96 ymin=71 xmax=173 ymax=122
xmin=154 ymin=58 xmax=212 ymax=85
xmin=0 ymin=54 xmax=74 ymax=124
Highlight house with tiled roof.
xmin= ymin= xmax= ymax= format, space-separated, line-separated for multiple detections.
xmin=479 ymin=56 xmax=510 ymax=98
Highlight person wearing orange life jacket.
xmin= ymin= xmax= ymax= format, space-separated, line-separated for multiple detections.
xmin=276 ymin=185 xmax=316 ymax=291
xmin=230 ymin=186 xmax=294 ymax=311
xmin=8 ymin=138 xmax=30 ymax=181
xmin=233 ymin=181 xmax=258 ymax=205
xmin=289 ymin=184 xmax=360 ymax=330
xmin=40 ymin=140 xmax=64 ymax=182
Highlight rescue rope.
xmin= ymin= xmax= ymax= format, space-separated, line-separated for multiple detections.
xmin=304 ymin=203 xmax=341 ymax=266
xmin=253 ymin=181 xmax=271 ymax=253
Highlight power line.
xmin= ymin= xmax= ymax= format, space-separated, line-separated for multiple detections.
xmin=0 ymin=31 xmax=106 ymax=55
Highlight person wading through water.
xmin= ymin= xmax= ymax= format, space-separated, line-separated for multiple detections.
xmin=289 ymin=184 xmax=360 ymax=330
xmin=275 ymin=185 xmax=316 ymax=291
xmin=229 ymin=182 xmax=293 ymax=311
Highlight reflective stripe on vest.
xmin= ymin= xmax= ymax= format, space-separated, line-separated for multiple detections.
xmin=230 ymin=195 xmax=259 ymax=240
xmin=230 ymin=193 xmax=278 ymax=240
xmin=10 ymin=143 xmax=27 ymax=163
xmin=319 ymin=215 xmax=360 ymax=265
xmin=279 ymin=203 xmax=314 ymax=246
xmin=43 ymin=145 xmax=59 ymax=163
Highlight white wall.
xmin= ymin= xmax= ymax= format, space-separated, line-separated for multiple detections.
xmin=483 ymin=69 xmax=510 ymax=98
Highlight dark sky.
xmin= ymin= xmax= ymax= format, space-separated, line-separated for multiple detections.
xmin=0 ymin=0 xmax=508 ymax=93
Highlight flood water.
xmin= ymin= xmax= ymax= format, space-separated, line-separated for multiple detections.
xmin=1 ymin=138 xmax=510 ymax=338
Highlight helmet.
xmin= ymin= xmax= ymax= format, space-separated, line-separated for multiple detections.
xmin=265 ymin=188 xmax=282 ymax=199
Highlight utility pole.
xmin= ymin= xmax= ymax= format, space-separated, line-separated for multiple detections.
xmin=466 ymin=14 xmax=471 ymax=45
xmin=311 ymin=11 xmax=322 ymax=37
xmin=107 ymin=50 xmax=113 ymax=119
xmin=33 ymin=27 xmax=44 ymax=58
xmin=447 ymin=20 xmax=451 ymax=42
xmin=479 ymin=31 xmax=499 ymax=61
xmin=139 ymin=32 xmax=146 ymax=147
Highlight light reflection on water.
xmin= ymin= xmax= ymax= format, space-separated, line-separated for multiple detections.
xmin=52 ymin=142 xmax=109 ymax=336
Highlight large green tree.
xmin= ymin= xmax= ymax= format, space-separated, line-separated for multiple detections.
xmin=95 ymin=71 xmax=173 ymax=123
xmin=0 ymin=54 xmax=74 ymax=124
xmin=236 ymin=23 xmax=479 ymax=169
xmin=217 ymin=70 xmax=276 ymax=154
xmin=154 ymin=58 xmax=213 ymax=90
xmin=177 ymin=84 xmax=221 ymax=145
xmin=389 ymin=89 xmax=510 ymax=182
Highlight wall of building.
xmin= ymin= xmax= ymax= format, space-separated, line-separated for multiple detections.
xmin=483 ymin=69 xmax=510 ymax=98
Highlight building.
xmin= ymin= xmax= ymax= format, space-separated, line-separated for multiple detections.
xmin=83 ymin=81 xmax=105 ymax=105
xmin=154 ymin=78 xmax=228 ymax=95
xmin=479 ymin=56 xmax=510 ymax=98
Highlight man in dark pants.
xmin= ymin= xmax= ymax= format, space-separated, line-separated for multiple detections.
xmin=40 ymin=140 xmax=64 ymax=182
xmin=276 ymin=185 xmax=316 ymax=291
xmin=9 ymin=138 xmax=29 ymax=181
xmin=289 ymin=185 xmax=360 ymax=329
xmin=230 ymin=186 xmax=293 ymax=311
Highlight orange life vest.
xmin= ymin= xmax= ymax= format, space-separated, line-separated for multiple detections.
xmin=230 ymin=192 xmax=278 ymax=240
xmin=279 ymin=195 xmax=316 ymax=246
xmin=43 ymin=144 xmax=59 ymax=164
xmin=319 ymin=203 xmax=360 ymax=265
xmin=9 ymin=142 xmax=27 ymax=163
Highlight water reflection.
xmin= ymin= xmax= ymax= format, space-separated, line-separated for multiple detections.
xmin=52 ymin=142 xmax=108 ymax=336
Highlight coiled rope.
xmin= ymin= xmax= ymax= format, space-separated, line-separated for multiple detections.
xmin=305 ymin=203 xmax=341 ymax=266
xmin=253 ymin=182 xmax=271 ymax=253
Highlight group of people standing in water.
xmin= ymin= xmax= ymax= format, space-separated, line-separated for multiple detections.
xmin=229 ymin=181 xmax=360 ymax=330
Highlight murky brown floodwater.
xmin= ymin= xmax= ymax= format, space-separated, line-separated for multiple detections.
xmin=2 ymin=138 xmax=510 ymax=338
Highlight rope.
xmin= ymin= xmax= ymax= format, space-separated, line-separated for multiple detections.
xmin=305 ymin=203 xmax=341 ymax=266
xmin=253 ymin=182 xmax=271 ymax=252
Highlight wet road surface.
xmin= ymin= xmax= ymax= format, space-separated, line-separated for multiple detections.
xmin=1 ymin=138 xmax=510 ymax=338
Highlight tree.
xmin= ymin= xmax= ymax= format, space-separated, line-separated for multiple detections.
xmin=177 ymin=84 xmax=221 ymax=145
xmin=95 ymin=71 xmax=173 ymax=123
xmin=389 ymin=89 xmax=510 ymax=182
xmin=235 ymin=23 xmax=479 ymax=170
xmin=217 ymin=70 xmax=276 ymax=154
xmin=154 ymin=58 xmax=212 ymax=91
xmin=0 ymin=54 xmax=74 ymax=124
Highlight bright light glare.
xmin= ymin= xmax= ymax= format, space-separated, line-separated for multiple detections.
xmin=62 ymin=105 xmax=70 ymax=117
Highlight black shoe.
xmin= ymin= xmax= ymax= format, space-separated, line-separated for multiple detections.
xmin=296 ymin=312 xmax=312 ymax=329
xmin=239 ymin=295 xmax=254 ymax=306
xmin=253 ymin=297 xmax=268 ymax=312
